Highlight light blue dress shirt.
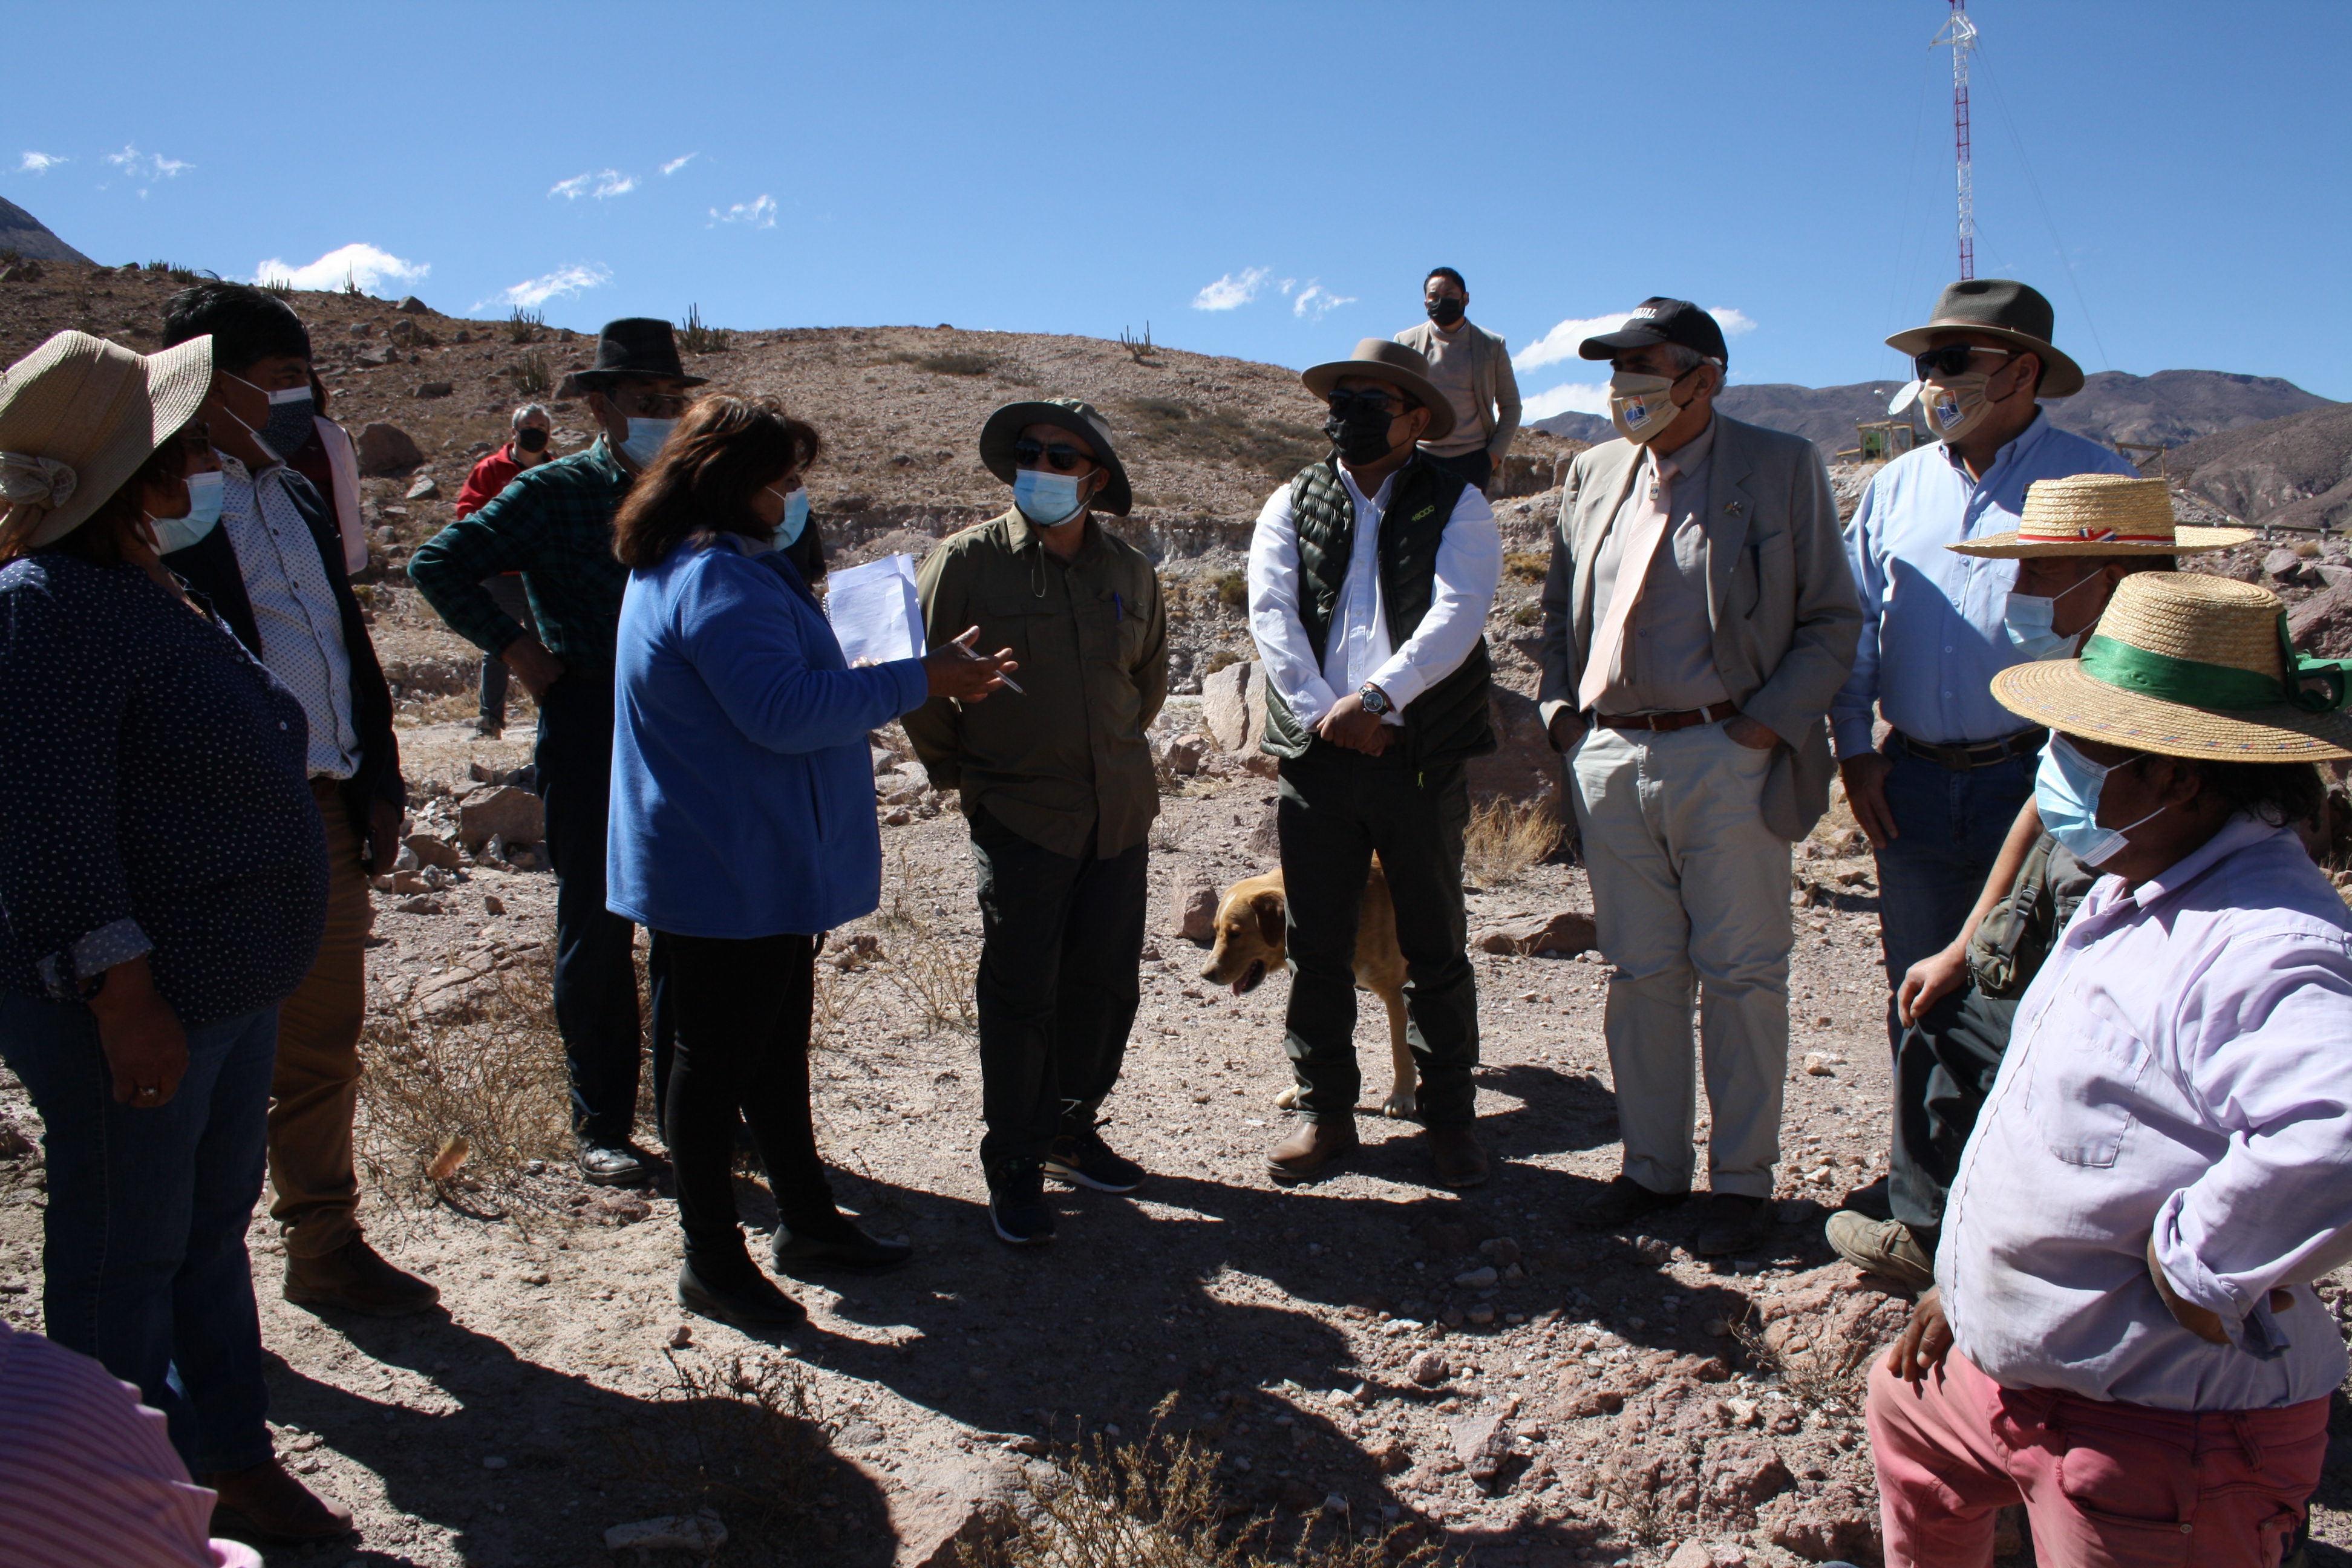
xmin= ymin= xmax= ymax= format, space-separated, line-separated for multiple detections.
xmin=1830 ymin=411 xmax=2135 ymax=757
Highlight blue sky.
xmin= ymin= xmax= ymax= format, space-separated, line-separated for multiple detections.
xmin=10 ymin=1 xmax=2347 ymax=416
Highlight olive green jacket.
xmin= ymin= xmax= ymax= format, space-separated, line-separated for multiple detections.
xmin=903 ymin=508 xmax=1169 ymax=860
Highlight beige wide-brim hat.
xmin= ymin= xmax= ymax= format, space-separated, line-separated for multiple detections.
xmin=1950 ymin=473 xmax=2255 ymax=558
xmin=1300 ymin=338 xmax=1457 ymax=443
xmin=0 ymin=330 xmax=214 ymax=549
xmin=1991 ymin=572 xmax=2352 ymax=759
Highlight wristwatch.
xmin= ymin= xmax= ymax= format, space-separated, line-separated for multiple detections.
xmin=1357 ymin=684 xmax=1393 ymax=718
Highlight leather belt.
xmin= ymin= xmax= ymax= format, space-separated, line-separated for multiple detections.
xmin=1891 ymin=725 xmax=2048 ymax=771
xmin=1593 ymin=701 xmax=1740 ymax=734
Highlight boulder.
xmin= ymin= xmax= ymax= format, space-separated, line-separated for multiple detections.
xmin=1200 ymin=660 xmax=1269 ymax=754
xmin=2265 ymin=546 xmax=2308 ymax=584
xmin=395 ymin=295 xmax=431 ymax=314
xmin=1470 ymin=909 xmax=1596 ymax=957
xmin=1163 ymin=732 xmax=1210 ymax=776
xmin=354 ymin=422 xmax=424 ymax=476
xmin=456 ymin=785 xmax=544 ymax=850
xmin=413 ymin=381 xmax=453 ymax=400
xmin=1492 ymin=451 xmax=1563 ymax=499
xmin=1173 ymin=883 xmax=1218 ymax=945
xmin=402 ymin=833 xmax=462 ymax=870
xmin=889 ymin=1455 xmax=1050 ymax=1568
xmin=2290 ymin=583 xmax=2352 ymax=660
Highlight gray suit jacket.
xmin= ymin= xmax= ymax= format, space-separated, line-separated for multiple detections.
xmin=1537 ymin=413 xmax=1860 ymax=841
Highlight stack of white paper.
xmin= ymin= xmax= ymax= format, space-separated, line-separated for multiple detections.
xmin=826 ymin=554 xmax=924 ymax=667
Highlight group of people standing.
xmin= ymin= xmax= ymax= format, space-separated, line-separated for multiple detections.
xmin=0 ymin=266 xmax=2345 ymax=1567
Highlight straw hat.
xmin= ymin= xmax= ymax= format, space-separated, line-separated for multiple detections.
xmin=1949 ymin=474 xmax=2253 ymax=558
xmin=1991 ymin=572 xmax=2352 ymax=759
xmin=0 ymin=330 xmax=214 ymax=549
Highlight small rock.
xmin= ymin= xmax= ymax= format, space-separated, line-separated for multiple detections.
xmin=394 ymin=295 xmax=431 ymax=315
xmin=403 ymin=832 xmax=461 ymax=869
xmin=1465 ymin=1305 xmax=1495 ymax=1326
xmin=354 ymin=422 xmax=423 ymax=475
xmin=457 ymin=785 xmax=544 ymax=849
xmin=1164 ymin=733 xmax=1210 ymax=776
xmin=1406 ymin=1349 xmax=1449 ymax=1387
xmin=1488 ymin=1236 xmax=1521 ymax=1269
xmin=1452 ymin=1265 xmax=1498 ymax=1289
xmin=1321 ymin=1492 xmax=1347 ymax=1515
xmin=1665 ymin=1544 xmax=1716 ymax=1568
xmin=594 ymin=1191 xmax=650 ymax=1225
xmin=405 ymin=472 xmax=442 ymax=499
xmin=396 ymin=895 xmax=443 ymax=915
xmin=668 ymin=1324 xmax=693 ymax=1349
xmin=2266 ymin=546 xmax=2308 ymax=584
xmin=1174 ymin=883 xmax=1219 ymax=945
xmin=1803 ymin=1051 xmax=1835 ymax=1077
xmin=604 ymin=1514 xmax=727 ymax=1554
xmin=482 ymin=894 xmax=505 ymax=916
xmin=1448 ymin=1410 xmax=1513 ymax=1481
xmin=883 ymin=808 xmax=913 ymax=826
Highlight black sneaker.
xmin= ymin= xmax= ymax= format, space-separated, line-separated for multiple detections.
xmin=987 ymin=1160 xmax=1056 ymax=1246
xmin=1045 ymin=1125 xmax=1144 ymax=1194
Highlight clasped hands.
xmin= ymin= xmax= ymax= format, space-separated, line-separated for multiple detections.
xmin=1316 ymin=690 xmax=1393 ymax=755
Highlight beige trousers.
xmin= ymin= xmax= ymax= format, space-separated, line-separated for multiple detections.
xmin=268 ymin=779 xmax=370 ymax=1257
xmin=1569 ymin=720 xmax=1791 ymax=1199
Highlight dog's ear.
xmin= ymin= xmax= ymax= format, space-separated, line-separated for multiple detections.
xmin=1251 ymin=889 xmax=1287 ymax=948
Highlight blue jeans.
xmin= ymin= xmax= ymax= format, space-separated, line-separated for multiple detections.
xmin=0 ymin=994 xmax=278 ymax=1475
xmin=1870 ymin=743 xmax=2035 ymax=1047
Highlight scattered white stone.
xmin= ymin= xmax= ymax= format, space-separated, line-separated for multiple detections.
xmin=1803 ymin=1051 xmax=1836 ymax=1077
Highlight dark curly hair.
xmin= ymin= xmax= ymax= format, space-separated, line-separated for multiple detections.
xmin=610 ymin=396 xmax=823 ymax=573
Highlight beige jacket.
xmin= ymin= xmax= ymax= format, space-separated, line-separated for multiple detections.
xmin=1393 ymin=319 xmax=1522 ymax=460
xmin=1537 ymin=414 xmax=1861 ymax=841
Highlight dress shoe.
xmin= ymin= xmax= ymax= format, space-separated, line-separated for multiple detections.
xmin=678 ymin=1257 xmax=806 ymax=1330
xmin=284 ymin=1236 xmax=440 ymax=1317
xmin=1266 ymin=1117 xmax=1358 ymax=1182
xmin=1579 ymin=1175 xmax=1690 ymax=1229
xmin=578 ymin=1141 xmax=665 ymax=1186
xmin=1428 ymin=1124 xmax=1489 ymax=1188
xmin=1825 ymin=1211 xmax=1936 ymax=1291
xmin=206 ymin=1457 xmax=354 ymax=1544
xmin=1692 ymin=1192 xmax=1768 ymax=1257
xmin=772 ymin=1214 xmax=913 ymax=1274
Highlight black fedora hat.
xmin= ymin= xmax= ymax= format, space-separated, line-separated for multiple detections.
xmin=1886 ymin=279 xmax=2083 ymax=397
xmin=573 ymin=317 xmax=707 ymax=391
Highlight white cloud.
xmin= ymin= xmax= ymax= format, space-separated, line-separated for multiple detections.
xmin=661 ymin=152 xmax=701 ymax=176
xmin=1192 ymin=267 xmax=1272 ymax=312
xmin=1521 ymin=380 xmax=1613 ymax=422
xmin=252 ymin=243 xmax=430 ymax=293
xmin=1515 ymin=305 xmax=1757 ymax=372
xmin=101 ymin=145 xmax=192 ymax=187
xmin=550 ymin=169 xmax=636 ymax=200
xmin=710 ymin=194 xmax=777 ymax=229
xmin=474 ymin=262 xmax=615 ymax=312
xmin=1293 ymin=283 xmax=1356 ymax=321
xmin=18 ymin=152 xmax=65 ymax=175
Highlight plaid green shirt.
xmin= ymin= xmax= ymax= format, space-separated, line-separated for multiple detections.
xmin=408 ymin=439 xmax=633 ymax=670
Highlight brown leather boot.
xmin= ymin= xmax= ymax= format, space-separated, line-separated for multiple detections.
xmin=1429 ymin=1124 xmax=1489 ymax=1189
xmin=1266 ymin=1117 xmax=1357 ymax=1181
xmin=206 ymin=1457 xmax=354 ymax=1543
xmin=284 ymin=1236 xmax=440 ymax=1317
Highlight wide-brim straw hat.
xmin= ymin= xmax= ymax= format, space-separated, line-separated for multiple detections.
xmin=1886 ymin=278 xmax=2085 ymax=397
xmin=0 ymin=330 xmax=214 ymax=549
xmin=1950 ymin=474 xmax=2255 ymax=558
xmin=1300 ymin=338 xmax=1457 ymax=443
xmin=1991 ymin=572 xmax=2352 ymax=759
xmin=978 ymin=397 xmax=1132 ymax=517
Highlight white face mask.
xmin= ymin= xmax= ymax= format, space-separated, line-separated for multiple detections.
xmin=1609 ymin=367 xmax=1696 ymax=445
xmin=2002 ymin=570 xmax=2106 ymax=661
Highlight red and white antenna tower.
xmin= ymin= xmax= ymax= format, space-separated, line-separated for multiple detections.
xmin=1932 ymin=0 xmax=1979 ymax=280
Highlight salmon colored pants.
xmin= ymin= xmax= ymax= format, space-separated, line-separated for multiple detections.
xmin=1867 ymin=1348 xmax=2324 ymax=1567
xmin=266 ymin=779 xmax=370 ymax=1258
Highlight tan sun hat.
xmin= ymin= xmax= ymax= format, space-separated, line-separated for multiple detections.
xmin=1300 ymin=338 xmax=1457 ymax=442
xmin=1949 ymin=473 xmax=2254 ymax=558
xmin=0 ymin=330 xmax=214 ymax=549
xmin=1991 ymin=572 xmax=2352 ymax=759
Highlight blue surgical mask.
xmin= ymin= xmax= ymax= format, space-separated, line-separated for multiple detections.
xmin=146 ymin=470 xmax=225 ymax=555
xmin=1013 ymin=468 xmax=1085 ymax=527
xmin=763 ymin=485 xmax=810 ymax=549
xmin=617 ymin=417 xmax=675 ymax=469
xmin=2034 ymin=733 xmax=2164 ymax=866
xmin=2004 ymin=570 xmax=2104 ymax=661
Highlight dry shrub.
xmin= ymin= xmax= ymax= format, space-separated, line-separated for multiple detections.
xmin=1727 ymin=1313 xmax=1869 ymax=1413
xmin=1120 ymin=398 xmax=1326 ymax=484
xmin=1503 ymin=550 xmax=1548 ymax=584
xmin=354 ymin=956 xmax=572 ymax=1212
xmin=912 ymin=351 xmax=996 ymax=377
xmin=679 ymin=304 xmax=732 ymax=355
xmin=867 ymin=846 xmax=979 ymax=1034
xmin=506 ymin=350 xmax=551 ymax=396
xmin=1462 ymin=797 xmax=1561 ymax=886
xmin=613 ymin=1353 xmax=849 ymax=1566
xmin=504 ymin=305 xmax=544 ymax=344
xmin=1212 ymin=570 xmax=1248 ymax=610
xmin=1201 ymin=648 xmax=1244 ymax=680
xmin=963 ymin=1405 xmax=1437 ymax=1568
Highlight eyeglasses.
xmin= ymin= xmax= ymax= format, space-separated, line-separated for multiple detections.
xmin=1012 ymin=438 xmax=1094 ymax=473
xmin=611 ymin=389 xmax=692 ymax=418
xmin=1325 ymin=388 xmax=1406 ymax=419
xmin=1913 ymin=345 xmax=2016 ymax=380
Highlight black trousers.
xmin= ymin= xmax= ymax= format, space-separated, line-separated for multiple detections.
xmin=1889 ymin=980 xmax=2018 ymax=1233
xmin=535 ymin=673 xmax=671 ymax=1145
xmin=968 ymin=805 xmax=1147 ymax=1174
xmin=658 ymin=932 xmax=835 ymax=1263
xmin=1276 ymin=744 xmax=1479 ymax=1125
xmin=1422 ymin=447 xmax=1493 ymax=492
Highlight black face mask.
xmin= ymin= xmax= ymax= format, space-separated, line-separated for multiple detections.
xmin=515 ymin=426 xmax=549 ymax=453
xmin=1324 ymin=402 xmax=1401 ymax=466
xmin=1426 ymin=296 xmax=1466 ymax=327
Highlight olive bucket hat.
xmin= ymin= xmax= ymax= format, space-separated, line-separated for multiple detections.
xmin=978 ymin=397 xmax=1132 ymax=517
xmin=0 ymin=329 xmax=214 ymax=550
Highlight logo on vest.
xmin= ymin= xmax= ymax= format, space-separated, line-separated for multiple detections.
xmin=1411 ymin=505 xmax=1436 ymax=522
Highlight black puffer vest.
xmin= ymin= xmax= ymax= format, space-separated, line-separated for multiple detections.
xmin=1261 ymin=453 xmax=1495 ymax=770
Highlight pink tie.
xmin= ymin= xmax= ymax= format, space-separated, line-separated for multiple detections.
xmin=1578 ymin=453 xmax=1678 ymax=713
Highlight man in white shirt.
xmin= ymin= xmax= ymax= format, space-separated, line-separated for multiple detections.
xmin=1246 ymin=339 xmax=1502 ymax=1189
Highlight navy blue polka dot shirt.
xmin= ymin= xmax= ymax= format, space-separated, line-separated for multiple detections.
xmin=0 ymin=554 xmax=328 ymax=1027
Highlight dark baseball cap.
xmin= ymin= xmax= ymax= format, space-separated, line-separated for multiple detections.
xmin=1578 ymin=298 xmax=1729 ymax=366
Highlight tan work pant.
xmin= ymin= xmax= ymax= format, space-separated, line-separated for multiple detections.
xmin=269 ymin=777 xmax=370 ymax=1258
xmin=1569 ymin=720 xmax=1792 ymax=1199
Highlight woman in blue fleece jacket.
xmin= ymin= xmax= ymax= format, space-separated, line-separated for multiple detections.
xmin=607 ymin=396 xmax=1013 ymax=1330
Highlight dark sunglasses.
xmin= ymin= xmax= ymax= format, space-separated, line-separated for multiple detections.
xmin=1326 ymin=388 xmax=1406 ymax=418
xmin=1913 ymin=344 xmax=2016 ymax=380
xmin=614 ymin=390 xmax=692 ymax=418
xmin=1012 ymin=438 xmax=1093 ymax=473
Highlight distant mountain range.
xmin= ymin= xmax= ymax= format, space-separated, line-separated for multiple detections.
xmin=2164 ymin=403 xmax=2352 ymax=533
xmin=0 ymin=200 xmax=91 ymax=266
xmin=1531 ymin=369 xmax=2336 ymax=461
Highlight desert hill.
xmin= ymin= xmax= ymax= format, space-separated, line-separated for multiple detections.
xmin=2155 ymin=401 xmax=2352 ymax=534
xmin=0 ymin=198 xmax=91 ymax=267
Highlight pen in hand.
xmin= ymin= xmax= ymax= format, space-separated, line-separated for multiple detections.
xmin=950 ymin=626 xmax=1024 ymax=694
